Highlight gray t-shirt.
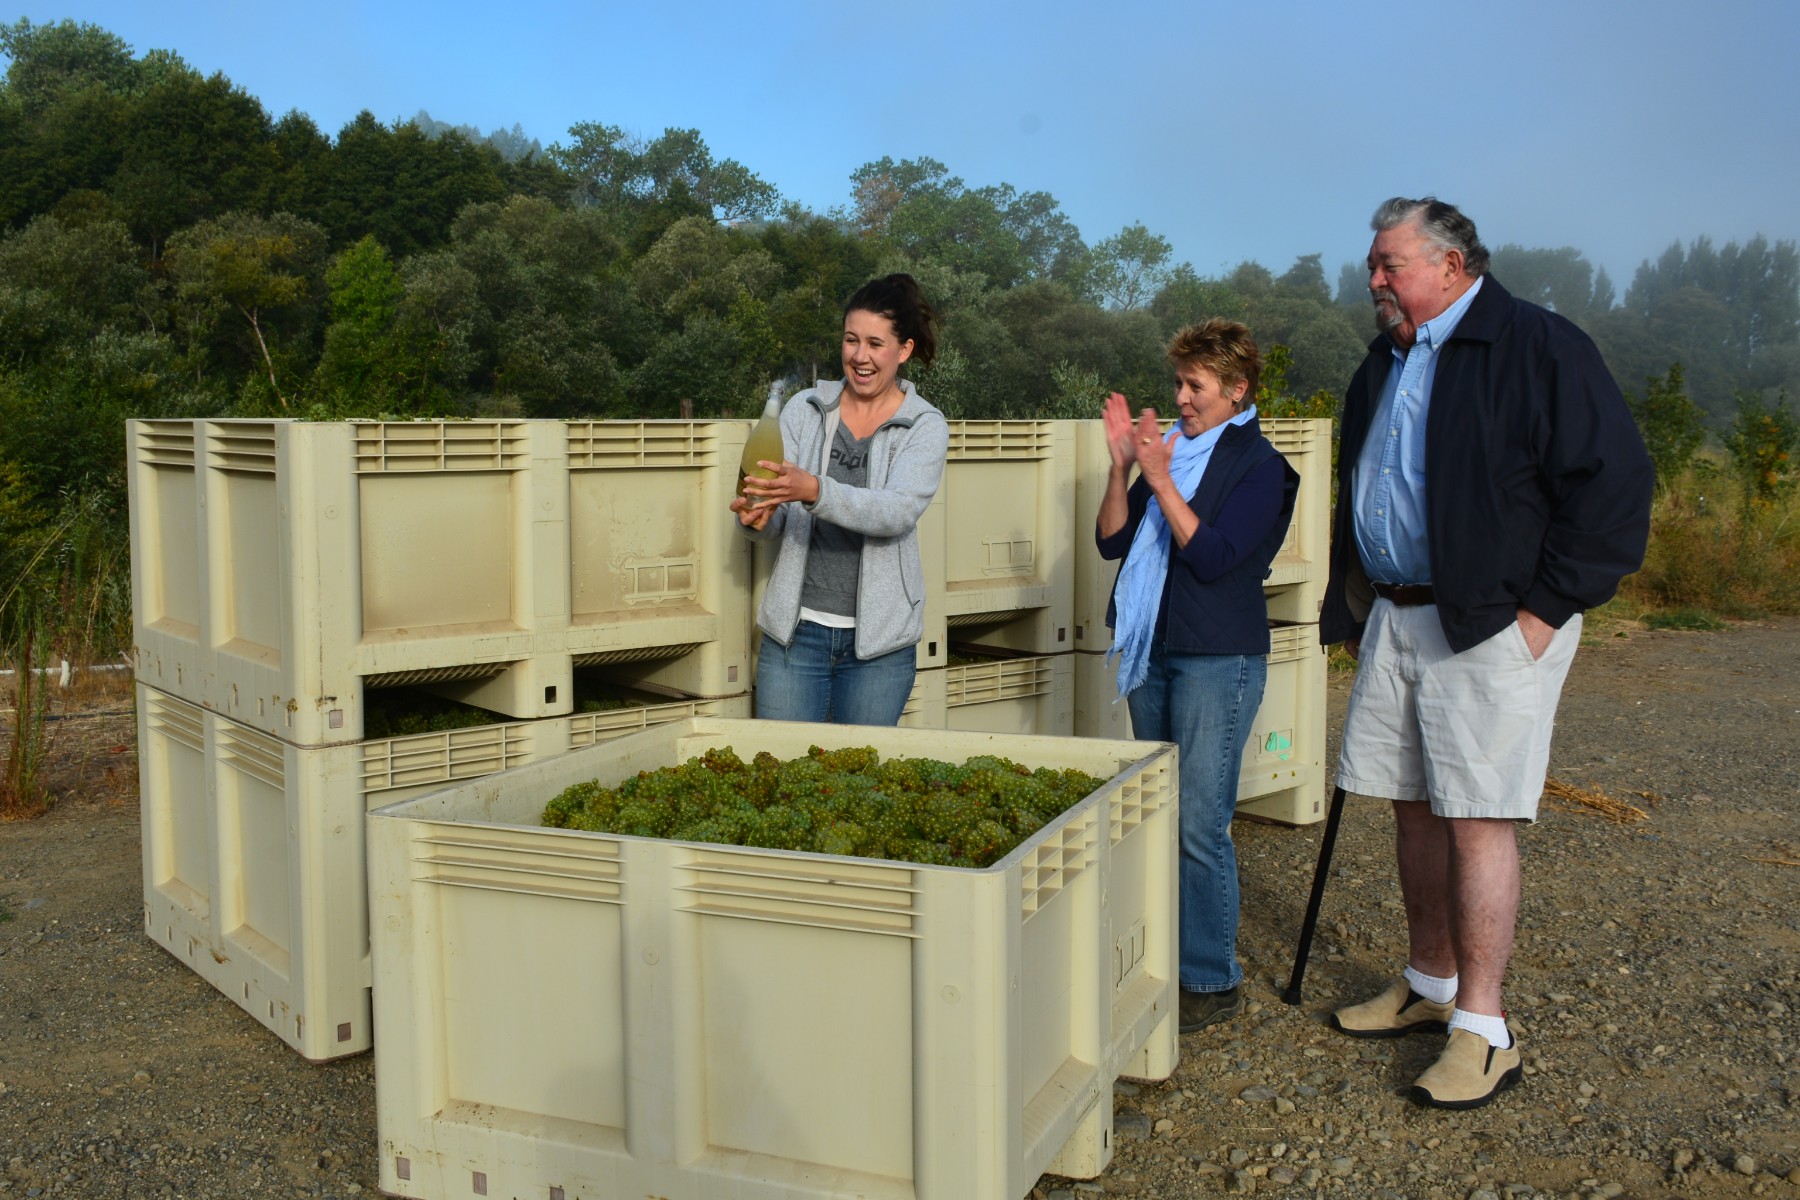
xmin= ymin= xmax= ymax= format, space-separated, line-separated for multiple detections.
xmin=799 ymin=420 xmax=873 ymax=617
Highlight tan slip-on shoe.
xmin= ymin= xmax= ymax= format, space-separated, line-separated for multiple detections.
xmin=1410 ymin=1027 xmax=1523 ymax=1109
xmin=1329 ymin=980 xmax=1454 ymax=1038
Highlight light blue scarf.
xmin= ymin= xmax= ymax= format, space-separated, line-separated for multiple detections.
xmin=1108 ymin=406 xmax=1259 ymax=697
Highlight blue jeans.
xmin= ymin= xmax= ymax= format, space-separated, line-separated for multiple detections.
xmin=1127 ymin=649 xmax=1266 ymax=993
xmin=755 ymin=624 xmax=916 ymax=726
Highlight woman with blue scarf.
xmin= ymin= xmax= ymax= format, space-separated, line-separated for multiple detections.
xmin=1098 ymin=319 xmax=1300 ymax=1034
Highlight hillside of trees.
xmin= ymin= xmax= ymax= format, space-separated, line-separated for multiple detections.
xmin=2 ymin=17 xmax=1797 ymax=660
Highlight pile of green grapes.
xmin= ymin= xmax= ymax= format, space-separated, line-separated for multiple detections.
xmin=361 ymin=685 xmax=650 ymax=740
xmin=541 ymin=745 xmax=1105 ymax=868
xmin=362 ymin=688 xmax=502 ymax=739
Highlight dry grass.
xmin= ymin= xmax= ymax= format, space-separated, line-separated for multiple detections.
xmin=1541 ymin=777 xmax=1654 ymax=824
xmin=1 ymin=664 xmax=136 ymax=818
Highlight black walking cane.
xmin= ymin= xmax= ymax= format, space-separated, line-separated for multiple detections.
xmin=1282 ymin=784 xmax=1348 ymax=1005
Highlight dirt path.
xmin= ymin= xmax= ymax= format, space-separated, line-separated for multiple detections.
xmin=1 ymin=620 xmax=1796 ymax=1199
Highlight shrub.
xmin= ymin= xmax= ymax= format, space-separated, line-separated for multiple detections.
xmin=1725 ymin=391 xmax=1798 ymax=512
xmin=1627 ymin=363 xmax=1705 ymax=494
xmin=1619 ymin=456 xmax=1800 ymax=618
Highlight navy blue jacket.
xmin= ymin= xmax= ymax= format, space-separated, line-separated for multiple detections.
xmin=1099 ymin=419 xmax=1300 ymax=657
xmin=1320 ymin=276 xmax=1654 ymax=653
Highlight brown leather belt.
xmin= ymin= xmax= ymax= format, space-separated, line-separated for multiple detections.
xmin=1372 ymin=582 xmax=1436 ymax=607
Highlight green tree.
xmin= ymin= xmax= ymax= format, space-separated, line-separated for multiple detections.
xmin=165 ymin=211 xmax=329 ymax=407
xmin=1490 ymin=245 xmax=1598 ymax=317
xmin=633 ymin=215 xmax=779 ymax=321
xmin=0 ymin=78 xmax=132 ymax=230
xmin=1091 ymin=223 xmax=1172 ymax=311
xmin=1276 ymin=254 xmax=1331 ymax=305
xmin=757 ymin=206 xmax=884 ymax=381
xmin=1614 ymin=235 xmax=1800 ymax=423
xmin=844 ymin=159 xmax=1085 ymax=292
xmin=317 ymin=112 xmax=512 ymax=256
xmin=268 ymin=109 xmax=333 ymax=224
xmin=110 ymin=70 xmax=280 ymax=258
xmin=629 ymin=312 xmax=752 ymax=417
xmin=407 ymin=195 xmax=642 ymax=417
xmin=847 ymin=156 xmax=952 ymax=236
xmin=0 ymin=214 xmax=150 ymax=359
xmin=1152 ymin=264 xmax=1247 ymax=331
xmin=0 ymin=18 xmax=142 ymax=113
xmin=1626 ymin=363 xmax=1705 ymax=493
xmin=1334 ymin=260 xmax=1366 ymax=309
xmin=311 ymin=235 xmax=452 ymax=415
xmin=549 ymin=122 xmax=778 ymax=222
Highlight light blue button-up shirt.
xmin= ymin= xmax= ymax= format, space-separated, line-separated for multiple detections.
xmin=1352 ymin=276 xmax=1484 ymax=585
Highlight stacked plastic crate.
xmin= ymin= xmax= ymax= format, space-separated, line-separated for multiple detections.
xmin=126 ymin=418 xmax=754 ymax=1060
xmin=915 ymin=420 xmax=1077 ymax=734
xmin=1070 ymin=418 xmax=1331 ymax=826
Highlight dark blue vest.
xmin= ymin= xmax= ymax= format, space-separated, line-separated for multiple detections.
xmin=1104 ymin=421 xmax=1299 ymax=657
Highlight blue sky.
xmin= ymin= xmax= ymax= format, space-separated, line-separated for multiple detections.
xmin=15 ymin=0 xmax=1800 ymax=291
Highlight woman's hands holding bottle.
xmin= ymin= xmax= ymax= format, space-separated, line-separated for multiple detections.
xmin=731 ymin=460 xmax=820 ymax=528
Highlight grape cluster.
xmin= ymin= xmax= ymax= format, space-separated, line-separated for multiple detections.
xmin=362 ymin=688 xmax=502 ymax=739
xmin=540 ymin=745 xmax=1106 ymax=869
xmin=361 ymin=683 xmax=650 ymax=741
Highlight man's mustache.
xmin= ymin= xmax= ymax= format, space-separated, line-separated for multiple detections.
xmin=1371 ymin=288 xmax=1404 ymax=330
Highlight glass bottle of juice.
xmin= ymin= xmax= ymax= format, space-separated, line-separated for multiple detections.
xmin=739 ymin=383 xmax=785 ymax=496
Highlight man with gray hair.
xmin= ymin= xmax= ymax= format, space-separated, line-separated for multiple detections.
xmin=1320 ymin=197 xmax=1652 ymax=1109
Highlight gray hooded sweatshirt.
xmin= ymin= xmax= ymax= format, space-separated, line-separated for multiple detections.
xmin=743 ymin=378 xmax=948 ymax=659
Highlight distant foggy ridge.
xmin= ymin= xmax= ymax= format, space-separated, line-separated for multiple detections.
xmin=410 ymin=109 xmax=543 ymax=163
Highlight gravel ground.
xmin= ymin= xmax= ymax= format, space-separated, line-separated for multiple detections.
xmin=1 ymin=618 xmax=1796 ymax=1200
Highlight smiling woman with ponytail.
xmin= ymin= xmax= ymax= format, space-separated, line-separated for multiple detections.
xmin=730 ymin=273 xmax=948 ymax=725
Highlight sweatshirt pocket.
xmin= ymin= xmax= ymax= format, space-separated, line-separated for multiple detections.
xmin=897 ymin=538 xmax=924 ymax=608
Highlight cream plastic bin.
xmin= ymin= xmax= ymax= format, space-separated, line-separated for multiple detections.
xmin=1235 ymin=624 xmax=1326 ymax=814
xmin=1070 ymin=420 xmax=1119 ymax=653
xmin=1072 ymin=651 xmax=1133 ymax=741
xmin=940 ymin=422 xmax=1075 ymax=654
xmin=899 ymin=666 xmax=949 ymax=729
xmin=367 ymin=716 xmax=1179 ymax=1199
xmin=128 ymin=422 xmax=206 ymax=701
xmin=945 ymin=652 xmax=1074 ymax=737
xmin=1261 ymin=418 xmax=1332 ymax=625
xmin=1069 ymin=418 xmax=1333 ymax=650
xmin=1068 ymin=628 xmax=1324 ymax=826
xmin=561 ymin=420 xmax=754 ymax=697
xmin=135 ymin=682 xmax=746 ymax=1061
xmin=127 ymin=419 xmax=752 ymax=747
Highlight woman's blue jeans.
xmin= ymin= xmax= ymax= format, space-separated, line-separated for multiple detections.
xmin=1127 ymin=649 xmax=1266 ymax=993
xmin=755 ymin=624 xmax=916 ymax=726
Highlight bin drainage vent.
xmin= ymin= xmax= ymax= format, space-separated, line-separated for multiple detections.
xmin=947 ymin=610 xmax=1030 ymax=629
xmin=574 ymin=643 xmax=701 ymax=667
xmin=364 ymin=663 xmax=506 ymax=688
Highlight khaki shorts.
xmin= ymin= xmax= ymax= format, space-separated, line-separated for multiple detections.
xmin=1337 ymin=599 xmax=1581 ymax=820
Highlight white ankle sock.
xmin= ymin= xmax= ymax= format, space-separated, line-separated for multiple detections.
xmin=1403 ymin=965 xmax=1458 ymax=1005
xmin=1448 ymin=1008 xmax=1513 ymax=1049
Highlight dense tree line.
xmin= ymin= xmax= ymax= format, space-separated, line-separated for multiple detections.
xmin=2 ymin=18 xmax=1796 ymax=655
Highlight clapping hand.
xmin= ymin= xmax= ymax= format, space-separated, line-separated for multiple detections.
xmin=1103 ymin=392 xmax=1140 ymax=470
xmin=1132 ymin=409 xmax=1172 ymax=485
